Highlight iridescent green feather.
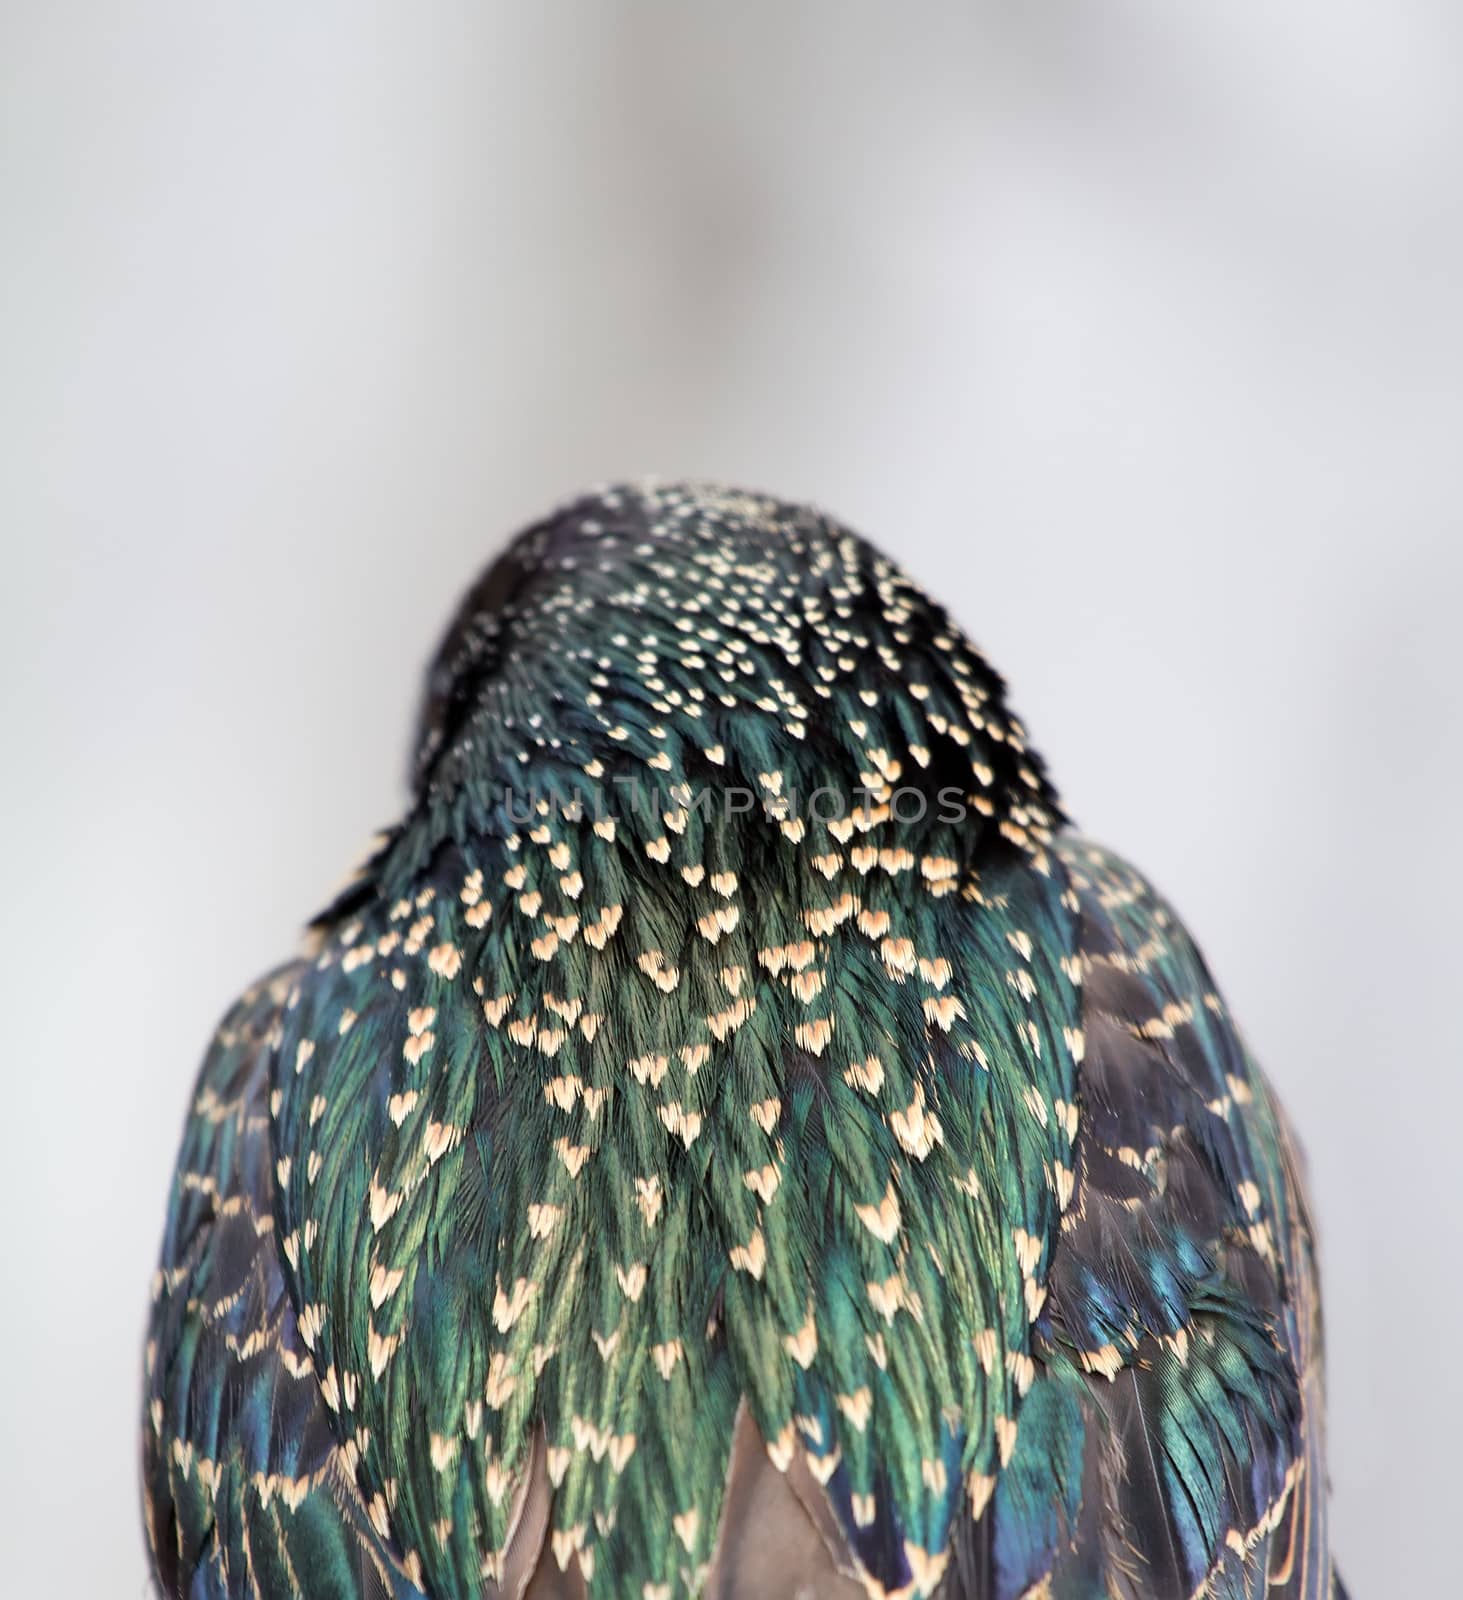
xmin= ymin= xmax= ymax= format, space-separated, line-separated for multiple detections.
xmin=144 ymin=483 xmax=1341 ymax=1600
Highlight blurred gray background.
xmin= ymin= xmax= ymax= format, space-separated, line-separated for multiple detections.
xmin=3 ymin=4 xmax=1459 ymax=1594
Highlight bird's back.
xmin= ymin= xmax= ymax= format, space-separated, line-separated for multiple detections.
xmin=143 ymin=483 xmax=1341 ymax=1598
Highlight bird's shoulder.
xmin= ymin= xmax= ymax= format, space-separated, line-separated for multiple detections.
xmin=143 ymin=965 xmax=423 ymax=1598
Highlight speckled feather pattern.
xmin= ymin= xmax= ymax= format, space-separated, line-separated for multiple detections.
xmin=143 ymin=483 xmax=1341 ymax=1599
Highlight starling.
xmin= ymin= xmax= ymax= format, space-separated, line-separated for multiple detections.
xmin=143 ymin=483 xmax=1343 ymax=1598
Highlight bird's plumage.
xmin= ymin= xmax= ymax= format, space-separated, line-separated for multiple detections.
xmin=144 ymin=483 xmax=1342 ymax=1598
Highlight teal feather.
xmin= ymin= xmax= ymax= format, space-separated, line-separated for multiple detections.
xmin=143 ymin=482 xmax=1342 ymax=1598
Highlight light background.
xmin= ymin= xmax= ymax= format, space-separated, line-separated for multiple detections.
xmin=3 ymin=5 xmax=1459 ymax=1594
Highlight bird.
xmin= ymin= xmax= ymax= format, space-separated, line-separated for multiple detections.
xmin=143 ymin=481 xmax=1344 ymax=1599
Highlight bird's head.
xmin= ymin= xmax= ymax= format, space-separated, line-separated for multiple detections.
xmin=355 ymin=481 xmax=1062 ymax=906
